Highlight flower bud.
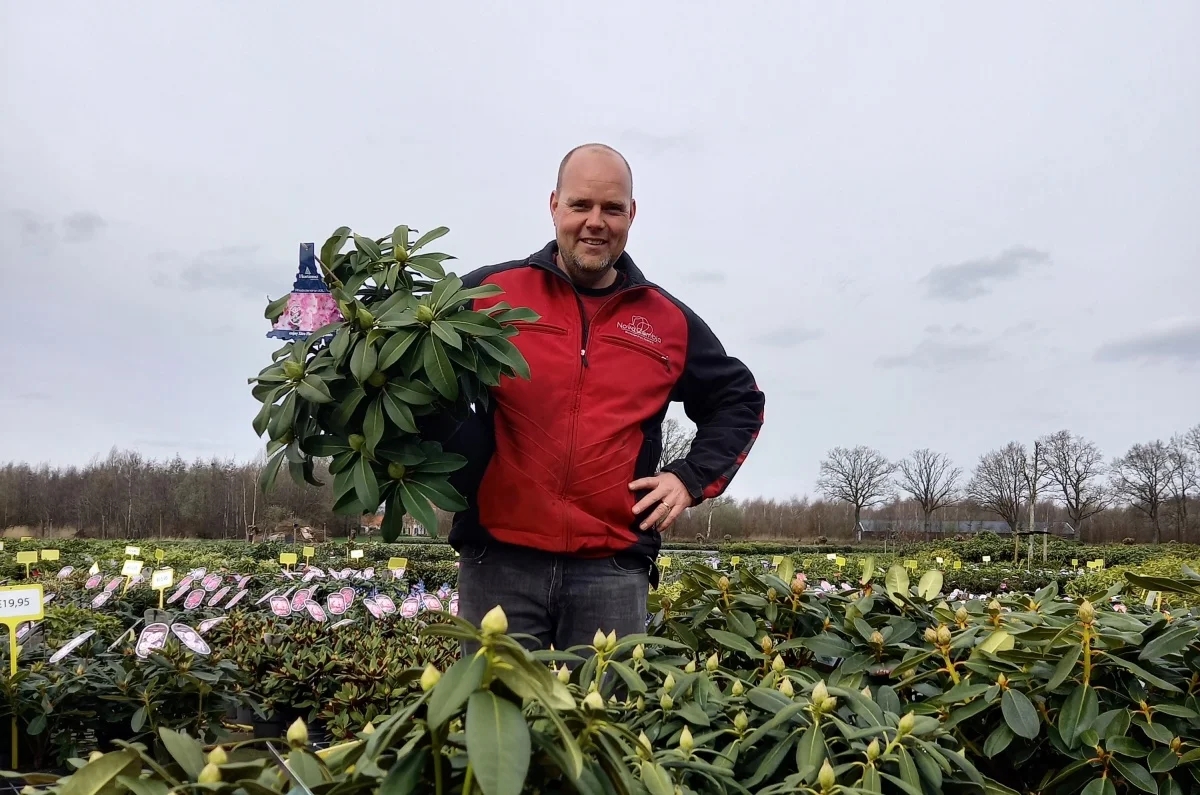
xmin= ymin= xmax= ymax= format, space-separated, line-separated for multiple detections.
xmin=636 ymin=696 xmax=645 ymax=712
xmin=760 ymin=635 xmax=774 ymax=654
xmin=287 ymin=717 xmax=309 ymax=748
xmin=822 ymin=697 xmax=838 ymax=712
xmin=1172 ymin=736 xmax=1183 ymax=752
xmin=706 ymin=653 xmax=720 ymax=672
xmin=778 ymin=676 xmax=794 ymax=697
xmin=557 ymin=664 xmax=570 ymax=684
xmin=718 ymin=575 xmax=730 ymax=590
xmin=936 ymin=625 xmax=952 ymax=646
xmin=415 ymin=304 xmax=435 ymax=324
xmin=638 ymin=731 xmax=653 ymax=758
xmin=605 ymin=630 xmax=618 ymax=652
xmin=996 ymin=673 xmax=1008 ymax=688
xmin=361 ymin=722 xmax=375 ymax=736
xmin=955 ymin=607 xmax=969 ymax=624
xmin=593 ymin=628 xmax=607 ymax=649
xmin=583 ymin=690 xmax=606 ymax=712
xmin=924 ymin=627 xmax=938 ymax=644
xmin=867 ymin=739 xmax=881 ymax=760
xmin=480 ymin=605 xmax=508 ymax=636
xmin=818 ymin=759 xmax=836 ymax=791
xmin=632 ymin=643 xmax=645 ymax=661
xmin=663 ymin=673 xmax=677 ymax=692
xmin=898 ymin=712 xmax=916 ymax=735
xmin=734 ymin=711 xmax=748 ymax=732
xmin=767 ymin=587 xmax=778 ymax=602
xmin=684 ymin=658 xmax=697 ymax=674
xmin=731 ymin=680 xmax=744 ymax=697
xmin=679 ymin=725 xmax=694 ymax=753
xmin=1078 ymin=600 xmax=1095 ymax=624
xmin=792 ymin=574 xmax=806 ymax=595
xmin=420 ymin=664 xmax=441 ymax=691
xmin=772 ymin=654 xmax=785 ymax=673
xmin=812 ymin=680 xmax=829 ymax=704
xmin=661 ymin=693 xmax=674 ymax=710
xmin=988 ymin=599 xmax=1001 ymax=613
xmin=207 ymin=745 xmax=228 ymax=766
xmin=198 ymin=763 xmax=222 ymax=784
xmin=861 ymin=686 xmax=872 ymax=700
xmin=870 ymin=631 xmax=885 ymax=646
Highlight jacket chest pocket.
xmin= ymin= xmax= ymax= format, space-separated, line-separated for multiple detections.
xmin=595 ymin=333 xmax=670 ymax=372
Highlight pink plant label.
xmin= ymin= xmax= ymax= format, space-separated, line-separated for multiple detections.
xmin=339 ymin=587 xmax=355 ymax=605
xmin=91 ymin=591 xmax=112 ymax=608
xmin=183 ymin=589 xmax=206 ymax=610
xmin=364 ymin=598 xmax=383 ymax=619
xmin=306 ymin=602 xmax=327 ymax=622
xmin=290 ymin=589 xmax=311 ymax=612
xmin=400 ymin=597 xmax=420 ymax=618
xmin=330 ymin=619 xmax=355 ymax=630
xmin=270 ymin=596 xmax=291 ymax=617
xmin=449 ymin=593 xmax=459 ymax=616
xmin=202 ymin=574 xmax=223 ymax=591
xmin=225 ymin=589 xmax=249 ymax=609
xmin=327 ymin=594 xmax=346 ymax=615
xmin=208 ymin=586 xmax=230 ymax=607
xmin=375 ymin=595 xmax=396 ymax=614
xmin=85 ymin=574 xmax=102 ymax=590
xmin=171 ymin=623 xmax=211 ymax=655
xmin=57 ymin=566 xmax=74 ymax=579
xmin=136 ymin=623 xmax=170 ymax=659
xmin=105 ymin=577 xmax=123 ymax=592
xmin=198 ymin=616 xmax=226 ymax=634
xmin=167 ymin=583 xmax=190 ymax=604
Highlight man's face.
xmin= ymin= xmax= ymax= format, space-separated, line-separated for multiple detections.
xmin=550 ymin=149 xmax=636 ymax=284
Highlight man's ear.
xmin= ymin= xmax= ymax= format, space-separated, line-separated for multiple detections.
xmin=628 ymin=197 xmax=637 ymax=224
xmin=549 ymin=190 xmax=559 ymax=217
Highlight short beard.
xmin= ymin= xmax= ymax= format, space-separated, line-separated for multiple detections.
xmin=558 ymin=243 xmax=614 ymax=286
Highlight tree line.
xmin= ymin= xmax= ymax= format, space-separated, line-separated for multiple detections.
xmin=1 ymin=421 xmax=1197 ymax=545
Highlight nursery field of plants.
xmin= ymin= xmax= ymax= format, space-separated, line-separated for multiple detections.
xmin=4 ymin=535 xmax=1200 ymax=794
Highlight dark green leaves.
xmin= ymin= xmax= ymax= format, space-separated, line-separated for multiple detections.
xmin=1058 ymin=684 xmax=1098 ymax=747
xmin=421 ymin=335 xmax=457 ymax=400
xmin=1000 ymin=689 xmax=1039 ymax=739
xmin=264 ymin=294 xmax=290 ymax=322
xmin=466 ymin=691 xmax=531 ymax=795
xmin=396 ymin=480 xmax=439 ymax=535
xmin=353 ymin=455 xmax=380 ymax=511
xmin=350 ymin=338 xmax=378 ymax=383
xmin=476 ymin=336 xmax=530 ymax=380
xmin=427 ymin=653 xmax=486 ymax=727
xmin=297 ymin=375 xmax=333 ymax=404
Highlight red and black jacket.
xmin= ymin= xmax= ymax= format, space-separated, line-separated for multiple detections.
xmin=444 ymin=241 xmax=765 ymax=567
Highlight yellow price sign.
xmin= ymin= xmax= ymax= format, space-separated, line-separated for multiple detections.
xmin=303 ymin=546 xmax=316 ymax=559
xmin=40 ymin=549 xmax=59 ymax=561
xmin=730 ymin=555 xmax=741 ymax=566
xmin=772 ymin=555 xmax=784 ymax=567
xmin=388 ymin=557 xmax=409 ymax=571
xmin=151 ymin=568 xmax=174 ymax=609
xmin=279 ymin=552 xmax=298 ymax=566
xmin=1096 ymin=559 xmax=1105 ymax=569
xmin=659 ymin=557 xmax=672 ymax=569
xmin=905 ymin=560 xmax=918 ymax=571
xmin=0 ymin=583 xmax=44 ymax=770
xmin=1072 ymin=559 xmax=1079 ymax=568
xmin=954 ymin=561 xmax=962 ymax=570
xmin=16 ymin=551 xmax=37 ymax=576
xmin=155 ymin=549 xmax=165 ymax=562
xmin=835 ymin=556 xmax=846 ymax=567
xmin=19 ymin=536 xmax=32 ymax=542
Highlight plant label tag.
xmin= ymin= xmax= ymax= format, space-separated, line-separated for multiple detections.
xmin=105 ymin=577 xmax=123 ymax=592
xmin=255 ymin=588 xmax=279 ymax=605
xmin=279 ymin=552 xmax=298 ymax=566
xmin=954 ymin=562 xmax=962 ymax=570
xmin=237 ymin=576 xmax=252 ymax=589
xmin=303 ymin=570 xmax=319 ymax=582
xmin=982 ymin=556 xmax=991 ymax=563
xmin=730 ymin=556 xmax=741 ymax=566
xmin=364 ymin=598 xmax=383 ymax=619
xmin=170 ymin=623 xmax=211 ymax=655
xmin=306 ymin=602 xmax=327 ymax=622
xmin=125 ymin=546 xmax=140 ymax=558
xmin=91 ymin=590 xmax=112 ymax=608
xmin=375 ymin=595 xmax=397 ymax=614
xmin=0 ymin=585 xmax=42 ymax=622
xmin=167 ymin=583 xmax=190 ymax=604
xmin=49 ymin=629 xmax=96 ymax=664
xmin=85 ymin=574 xmax=102 ymax=590
xmin=327 ymin=594 xmax=346 ymax=615
xmin=270 ymin=596 xmax=291 ymax=616
xmin=350 ymin=549 xmax=364 ymax=560
xmin=201 ymin=574 xmax=222 ymax=592
xmin=208 ymin=586 xmax=230 ymax=607
xmin=330 ymin=619 xmax=355 ymax=630
xmin=826 ymin=553 xmax=837 ymax=561
xmin=190 ymin=568 xmax=207 ymax=579
xmin=151 ymin=569 xmax=174 ymax=590
xmin=449 ymin=592 xmax=459 ymax=616
xmin=225 ymin=589 xmax=249 ymax=609
xmin=183 ymin=589 xmax=206 ymax=610
xmin=400 ymin=597 xmax=420 ymax=618
xmin=57 ymin=567 xmax=74 ymax=580
xmin=121 ymin=560 xmax=143 ymax=578
xmin=303 ymin=546 xmax=315 ymax=558
xmin=198 ymin=616 xmax=226 ymax=634
xmin=136 ymin=623 xmax=169 ymax=658
xmin=339 ymin=587 xmax=356 ymax=605
xmin=422 ymin=594 xmax=443 ymax=612
xmin=290 ymin=589 xmax=312 ymax=612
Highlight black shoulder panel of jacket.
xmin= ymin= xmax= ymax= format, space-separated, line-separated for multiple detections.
xmin=654 ymin=289 xmax=765 ymax=503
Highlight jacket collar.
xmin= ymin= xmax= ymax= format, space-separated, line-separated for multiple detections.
xmin=528 ymin=240 xmax=649 ymax=287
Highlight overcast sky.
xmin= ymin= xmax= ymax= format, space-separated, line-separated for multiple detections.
xmin=2 ymin=2 xmax=1197 ymax=501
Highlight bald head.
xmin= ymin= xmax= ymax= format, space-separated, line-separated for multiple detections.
xmin=556 ymin=143 xmax=633 ymax=196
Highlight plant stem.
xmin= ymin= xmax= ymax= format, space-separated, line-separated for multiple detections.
xmin=463 ymin=763 xmax=474 ymax=795
xmin=1081 ymin=627 xmax=1092 ymax=688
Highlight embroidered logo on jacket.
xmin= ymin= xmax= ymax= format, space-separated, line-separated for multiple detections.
xmin=617 ymin=315 xmax=662 ymax=345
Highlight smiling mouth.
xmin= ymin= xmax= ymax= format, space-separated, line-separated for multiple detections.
xmin=579 ymin=238 xmax=606 ymax=247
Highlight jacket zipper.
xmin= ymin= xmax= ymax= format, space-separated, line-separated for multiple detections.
xmin=597 ymin=333 xmax=670 ymax=370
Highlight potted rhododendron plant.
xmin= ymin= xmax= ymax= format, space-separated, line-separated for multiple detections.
xmin=249 ymin=225 xmax=537 ymax=540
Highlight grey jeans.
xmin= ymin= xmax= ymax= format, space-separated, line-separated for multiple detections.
xmin=457 ymin=539 xmax=650 ymax=654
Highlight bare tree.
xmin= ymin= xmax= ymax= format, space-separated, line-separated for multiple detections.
xmin=658 ymin=418 xmax=697 ymax=470
xmin=1040 ymin=430 xmax=1110 ymax=534
xmin=1166 ymin=433 xmax=1198 ymax=540
xmin=968 ymin=442 xmax=1026 ymax=539
xmin=895 ymin=449 xmax=960 ymax=539
xmin=815 ymin=446 xmax=896 ymax=532
xmin=1110 ymin=441 xmax=1172 ymax=544
xmin=1022 ymin=440 xmax=1052 ymax=561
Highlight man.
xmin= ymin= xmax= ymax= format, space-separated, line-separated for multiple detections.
xmin=446 ymin=143 xmax=764 ymax=651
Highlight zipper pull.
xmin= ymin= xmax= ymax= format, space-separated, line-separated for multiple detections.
xmin=581 ymin=349 xmax=589 ymax=367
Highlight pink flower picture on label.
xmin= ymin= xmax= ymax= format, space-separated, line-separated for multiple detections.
xmin=327 ymin=594 xmax=346 ymax=615
xmin=105 ymin=577 xmax=123 ymax=592
xmin=208 ymin=586 xmax=230 ymax=607
xmin=136 ymin=623 xmax=170 ymax=659
xmin=449 ymin=593 xmax=460 ymax=616
xmin=57 ymin=566 xmax=74 ymax=579
xmin=306 ymin=602 xmax=327 ymax=622
xmin=290 ymin=589 xmax=311 ymax=612
xmin=202 ymin=574 xmax=223 ymax=592
xmin=224 ymin=589 xmax=249 ymax=609
xmin=375 ymin=595 xmax=396 ymax=614
xmin=422 ymin=594 xmax=443 ymax=613
xmin=400 ymin=597 xmax=420 ymax=618
xmin=364 ymin=598 xmax=382 ymax=619
xmin=339 ymin=587 xmax=355 ymax=605
xmin=91 ymin=591 xmax=112 ymax=608
xmin=85 ymin=574 xmax=102 ymax=590
xmin=198 ymin=616 xmax=226 ymax=634
xmin=270 ymin=596 xmax=291 ymax=617
xmin=237 ymin=576 xmax=251 ymax=589
xmin=167 ymin=583 xmax=190 ymax=604
xmin=171 ymin=623 xmax=211 ymax=655
xmin=183 ymin=589 xmax=206 ymax=610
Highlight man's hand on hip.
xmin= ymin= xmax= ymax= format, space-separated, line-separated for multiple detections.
xmin=629 ymin=472 xmax=695 ymax=532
